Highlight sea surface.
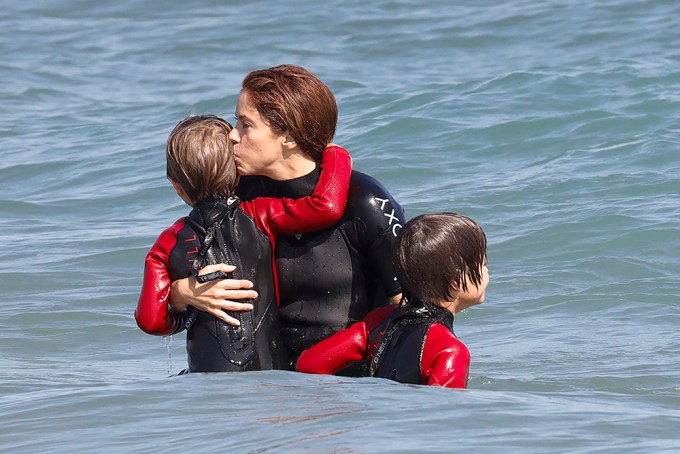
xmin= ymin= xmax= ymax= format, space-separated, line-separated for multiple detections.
xmin=1 ymin=0 xmax=679 ymax=452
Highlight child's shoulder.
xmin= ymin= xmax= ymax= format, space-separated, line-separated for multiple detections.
xmin=151 ymin=217 xmax=189 ymax=247
xmin=162 ymin=216 xmax=189 ymax=236
xmin=427 ymin=323 xmax=469 ymax=354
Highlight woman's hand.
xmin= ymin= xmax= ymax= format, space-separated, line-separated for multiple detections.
xmin=169 ymin=264 xmax=257 ymax=326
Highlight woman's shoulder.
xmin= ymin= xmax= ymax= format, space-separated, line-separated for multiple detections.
xmin=349 ymin=170 xmax=394 ymax=196
xmin=349 ymin=170 xmax=402 ymax=207
xmin=347 ymin=170 xmax=405 ymax=234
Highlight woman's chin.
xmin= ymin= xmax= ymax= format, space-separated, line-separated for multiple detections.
xmin=235 ymin=162 xmax=249 ymax=176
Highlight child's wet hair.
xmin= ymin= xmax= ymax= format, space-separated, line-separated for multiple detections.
xmin=166 ymin=114 xmax=237 ymax=203
xmin=392 ymin=212 xmax=487 ymax=309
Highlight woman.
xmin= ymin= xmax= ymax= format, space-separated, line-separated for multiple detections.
xmin=169 ymin=65 xmax=405 ymax=371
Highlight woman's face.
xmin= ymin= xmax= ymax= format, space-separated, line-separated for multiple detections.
xmin=229 ymin=90 xmax=286 ymax=178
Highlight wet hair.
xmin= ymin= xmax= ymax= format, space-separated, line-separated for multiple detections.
xmin=392 ymin=212 xmax=487 ymax=310
xmin=166 ymin=114 xmax=237 ymax=204
xmin=241 ymin=64 xmax=338 ymax=162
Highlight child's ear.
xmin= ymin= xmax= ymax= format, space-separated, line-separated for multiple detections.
xmin=169 ymin=178 xmax=184 ymax=196
xmin=448 ymin=279 xmax=460 ymax=298
xmin=449 ymin=279 xmax=460 ymax=292
xmin=169 ymin=178 xmax=193 ymax=206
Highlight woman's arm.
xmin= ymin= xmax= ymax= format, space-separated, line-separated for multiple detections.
xmin=352 ymin=173 xmax=407 ymax=303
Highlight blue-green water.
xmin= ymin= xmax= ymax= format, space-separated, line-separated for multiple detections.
xmin=1 ymin=1 xmax=679 ymax=452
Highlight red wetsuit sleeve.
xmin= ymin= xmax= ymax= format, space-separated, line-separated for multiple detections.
xmin=134 ymin=219 xmax=186 ymax=336
xmin=296 ymin=321 xmax=369 ymax=374
xmin=296 ymin=306 xmax=395 ymax=374
xmin=420 ymin=323 xmax=471 ymax=389
xmin=241 ymin=145 xmax=352 ymax=236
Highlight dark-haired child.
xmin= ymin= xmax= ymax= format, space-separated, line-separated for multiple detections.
xmin=296 ymin=212 xmax=488 ymax=388
xmin=135 ymin=114 xmax=351 ymax=373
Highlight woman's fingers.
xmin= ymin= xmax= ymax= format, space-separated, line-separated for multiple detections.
xmin=207 ymin=292 xmax=255 ymax=326
xmin=209 ymin=308 xmax=242 ymax=326
xmin=170 ymin=265 xmax=258 ymax=326
xmin=197 ymin=263 xmax=237 ymax=275
xmin=216 ymin=283 xmax=256 ymax=299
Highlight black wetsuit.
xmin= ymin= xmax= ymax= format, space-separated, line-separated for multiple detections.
xmin=367 ymin=305 xmax=454 ymax=384
xmin=168 ymin=196 xmax=289 ymax=372
xmin=237 ymin=167 xmax=406 ymax=370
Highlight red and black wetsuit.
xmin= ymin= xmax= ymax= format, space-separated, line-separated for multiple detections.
xmin=236 ymin=168 xmax=406 ymax=372
xmin=135 ymin=146 xmax=351 ymax=372
xmin=296 ymin=304 xmax=470 ymax=388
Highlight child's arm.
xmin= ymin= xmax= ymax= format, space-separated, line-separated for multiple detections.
xmin=135 ymin=221 xmax=188 ymax=336
xmin=296 ymin=321 xmax=368 ymax=374
xmin=244 ymin=145 xmax=352 ymax=236
xmin=420 ymin=324 xmax=471 ymax=389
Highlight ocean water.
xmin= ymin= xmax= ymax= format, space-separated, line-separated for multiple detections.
xmin=1 ymin=0 xmax=679 ymax=452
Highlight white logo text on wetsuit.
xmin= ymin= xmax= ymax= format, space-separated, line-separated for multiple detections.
xmin=374 ymin=197 xmax=402 ymax=237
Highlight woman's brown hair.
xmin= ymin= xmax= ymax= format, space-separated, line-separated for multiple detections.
xmin=392 ymin=212 xmax=487 ymax=310
xmin=242 ymin=64 xmax=338 ymax=162
xmin=166 ymin=115 xmax=237 ymax=204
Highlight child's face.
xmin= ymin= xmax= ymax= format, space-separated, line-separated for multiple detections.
xmin=455 ymin=261 xmax=489 ymax=313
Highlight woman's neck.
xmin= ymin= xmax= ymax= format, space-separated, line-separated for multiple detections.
xmin=266 ymin=150 xmax=317 ymax=181
xmin=236 ymin=161 xmax=320 ymax=201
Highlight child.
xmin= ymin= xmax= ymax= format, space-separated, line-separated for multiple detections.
xmin=296 ymin=212 xmax=488 ymax=388
xmin=135 ymin=114 xmax=352 ymax=373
